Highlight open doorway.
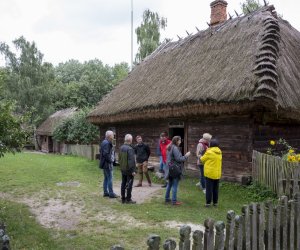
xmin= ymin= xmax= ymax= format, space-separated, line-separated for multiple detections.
xmin=169 ymin=121 xmax=185 ymax=155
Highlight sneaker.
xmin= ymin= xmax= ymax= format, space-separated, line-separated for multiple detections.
xmin=135 ymin=183 xmax=142 ymax=187
xmin=205 ymin=203 xmax=211 ymax=207
xmin=109 ymin=194 xmax=119 ymax=198
xmin=172 ymin=201 xmax=183 ymax=206
xmin=103 ymin=193 xmax=109 ymax=197
xmin=195 ymin=182 xmax=201 ymax=187
xmin=126 ymin=200 xmax=136 ymax=204
xmin=213 ymin=203 xmax=218 ymax=207
xmin=121 ymin=199 xmax=126 ymax=204
xmin=161 ymin=184 xmax=167 ymax=188
xmin=165 ymin=199 xmax=171 ymax=204
xmin=202 ymin=189 xmax=206 ymax=194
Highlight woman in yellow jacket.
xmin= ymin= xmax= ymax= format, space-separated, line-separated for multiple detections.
xmin=200 ymin=139 xmax=222 ymax=207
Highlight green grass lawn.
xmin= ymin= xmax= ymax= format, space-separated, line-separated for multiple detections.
xmin=0 ymin=152 xmax=275 ymax=249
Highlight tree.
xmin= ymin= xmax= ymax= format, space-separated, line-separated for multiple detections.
xmin=0 ymin=36 xmax=56 ymax=126
xmin=53 ymin=108 xmax=99 ymax=144
xmin=240 ymin=0 xmax=263 ymax=14
xmin=135 ymin=9 xmax=167 ymax=63
xmin=0 ymin=102 xmax=27 ymax=157
xmin=54 ymin=60 xmax=129 ymax=109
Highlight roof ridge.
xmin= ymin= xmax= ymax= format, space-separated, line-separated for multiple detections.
xmin=253 ymin=6 xmax=281 ymax=104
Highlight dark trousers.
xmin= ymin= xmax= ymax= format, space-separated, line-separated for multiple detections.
xmin=121 ymin=173 xmax=134 ymax=201
xmin=205 ymin=177 xmax=219 ymax=205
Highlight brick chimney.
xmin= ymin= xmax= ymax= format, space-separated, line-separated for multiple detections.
xmin=210 ymin=0 xmax=228 ymax=26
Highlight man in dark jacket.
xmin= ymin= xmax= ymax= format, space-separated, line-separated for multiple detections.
xmin=99 ymin=130 xmax=118 ymax=198
xmin=119 ymin=134 xmax=137 ymax=204
xmin=134 ymin=135 xmax=151 ymax=187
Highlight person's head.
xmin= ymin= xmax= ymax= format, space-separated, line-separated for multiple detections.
xmin=171 ymin=136 xmax=182 ymax=147
xmin=160 ymin=132 xmax=168 ymax=142
xmin=124 ymin=134 xmax=133 ymax=144
xmin=210 ymin=139 xmax=219 ymax=147
xmin=105 ymin=130 xmax=114 ymax=141
xmin=202 ymin=133 xmax=212 ymax=143
xmin=136 ymin=135 xmax=143 ymax=144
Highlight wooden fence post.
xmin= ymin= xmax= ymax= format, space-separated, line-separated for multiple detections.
xmin=288 ymin=200 xmax=295 ymax=250
xmin=273 ymin=205 xmax=281 ymax=250
xmin=0 ymin=223 xmax=10 ymax=250
xmin=241 ymin=205 xmax=250 ymax=250
xmin=225 ymin=210 xmax=235 ymax=250
xmin=179 ymin=225 xmax=191 ymax=250
xmin=294 ymin=193 xmax=300 ymax=250
xmin=192 ymin=230 xmax=204 ymax=250
xmin=163 ymin=239 xmax=176 ymax=250
xmin=214 ymin=221 xmax=225 ymax=250
xmin=147 ymin=235 xmax=161 ymax=250
xmin=257 ymin=203 xmax=265 ymax=250
xmin=234 ymin=215 xmax=243 ymax=250
xmin=204 ymin=218 xmax=214 ymax=250
xmin=280 ymin=196 xmax=288 ymax=250
xmin=249 ymin=203 xmax=257 ymax=250
xmin=264 ymin=201 xmax=273 ymax=250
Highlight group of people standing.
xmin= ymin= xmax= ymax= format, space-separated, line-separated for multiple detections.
xmin=99 ymin=130 xmax=222 ymax=207
xmin=99 ymin=131 xmax=152 ymax=204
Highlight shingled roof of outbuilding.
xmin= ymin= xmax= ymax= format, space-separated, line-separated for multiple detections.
xmin=36 ymin=108 xmax=77 ymax=136
xmin=88 ymin=5 xmax=300 ymax=124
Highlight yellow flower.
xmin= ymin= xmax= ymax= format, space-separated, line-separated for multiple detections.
xmin=289 ymin=149 xmax=295 ymax=154
xmin=270 ymin=140 xmax=276 ymax=146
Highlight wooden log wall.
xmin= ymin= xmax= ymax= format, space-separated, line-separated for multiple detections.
xmin=187 ymin=115 xmax=253 ymax=182
xmin=99 ymin=115 xmax=254 ymax=182
xmin=253 ymin=122 xmax=300 ymax=152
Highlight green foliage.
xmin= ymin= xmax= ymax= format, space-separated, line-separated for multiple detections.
xmin=54 ymin=60 xmax=129 ymax=109
xmin=0 ymin=102 xmax=27 ymax=157
xmin=135 ymin=9 xmax=167 ymax=63
xmin=245 ymin=182 xmax=277 ymax=201
xmin=0 ymin=36 xmax=56 ymax=126
xmin=53 ymin=108 xmax=99 ymax=144
xmin=240 ymin=0 xmax=263 ymax=14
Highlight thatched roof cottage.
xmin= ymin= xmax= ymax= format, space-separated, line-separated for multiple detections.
xmin=88 ymin=1 xmax=300 ymax=182
xmin=36 ymin=108 xmax=77 ymax=153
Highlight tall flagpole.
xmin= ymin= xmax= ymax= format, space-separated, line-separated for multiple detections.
xmin=131 ymin=0 xmax=133 ymax=70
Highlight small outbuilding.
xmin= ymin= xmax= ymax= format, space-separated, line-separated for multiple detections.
xmin=36 ymin=108 xmax=77 ymax=153
xmin=88 ymin=2 xmax=300 ymax=182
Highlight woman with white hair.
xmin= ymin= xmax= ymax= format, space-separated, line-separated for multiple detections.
xmin=196 ymin=133 xmax=212 ymax=194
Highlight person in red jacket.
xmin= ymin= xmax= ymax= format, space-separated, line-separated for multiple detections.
xmin=159 ymin=132 xmax=171 ymax=187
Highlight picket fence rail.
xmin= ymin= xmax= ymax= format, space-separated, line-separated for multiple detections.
xmin=111 ymin=193 xmax=300 ymax=250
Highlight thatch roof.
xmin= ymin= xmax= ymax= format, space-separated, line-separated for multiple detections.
xmin=36 ymin=108 xmax=77 ymax=136
xmin=88 ymin=5 xmax=300 ymax=124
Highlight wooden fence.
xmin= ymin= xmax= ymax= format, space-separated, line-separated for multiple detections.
xmin=62 ymin=144 xmax=99 ymax=160
xmin=252 ymin=150 xmax=300 ymax=198
xmin=0 ymin=223 xmax=10 ymax=250
xmin=111 ymin=193 xmax=300 ymax=250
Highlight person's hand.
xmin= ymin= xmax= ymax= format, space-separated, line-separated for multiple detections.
xmin=185 ymin=151 xmax=191 ymax=157
xmin=132 ymin=172 xmax=136 ymax=176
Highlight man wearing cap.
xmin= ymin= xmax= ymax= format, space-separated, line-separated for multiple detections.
xmin=196 ymin=133 xmax=212 ymax=193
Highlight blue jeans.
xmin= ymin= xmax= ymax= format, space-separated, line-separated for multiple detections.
xmin=165 ymin=177 xmax=179 ymax=202
xmin=198 ymin=165 xmax=206 ymax=189
xmin=159 ymin=156 xmax=164 ymax=171
xmin=103 ymin=168 xmax=114 ymax=196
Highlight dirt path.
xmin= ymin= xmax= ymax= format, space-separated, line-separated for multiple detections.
xmin=0 ymin=180 xmax=204 ymax=233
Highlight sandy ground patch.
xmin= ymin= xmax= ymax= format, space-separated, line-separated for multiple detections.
xmin=112 ymin=179 xmax=163 ymax=204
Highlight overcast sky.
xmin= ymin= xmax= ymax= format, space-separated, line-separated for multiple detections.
xmin=0 ymin=0 xmax=299 ymax=67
